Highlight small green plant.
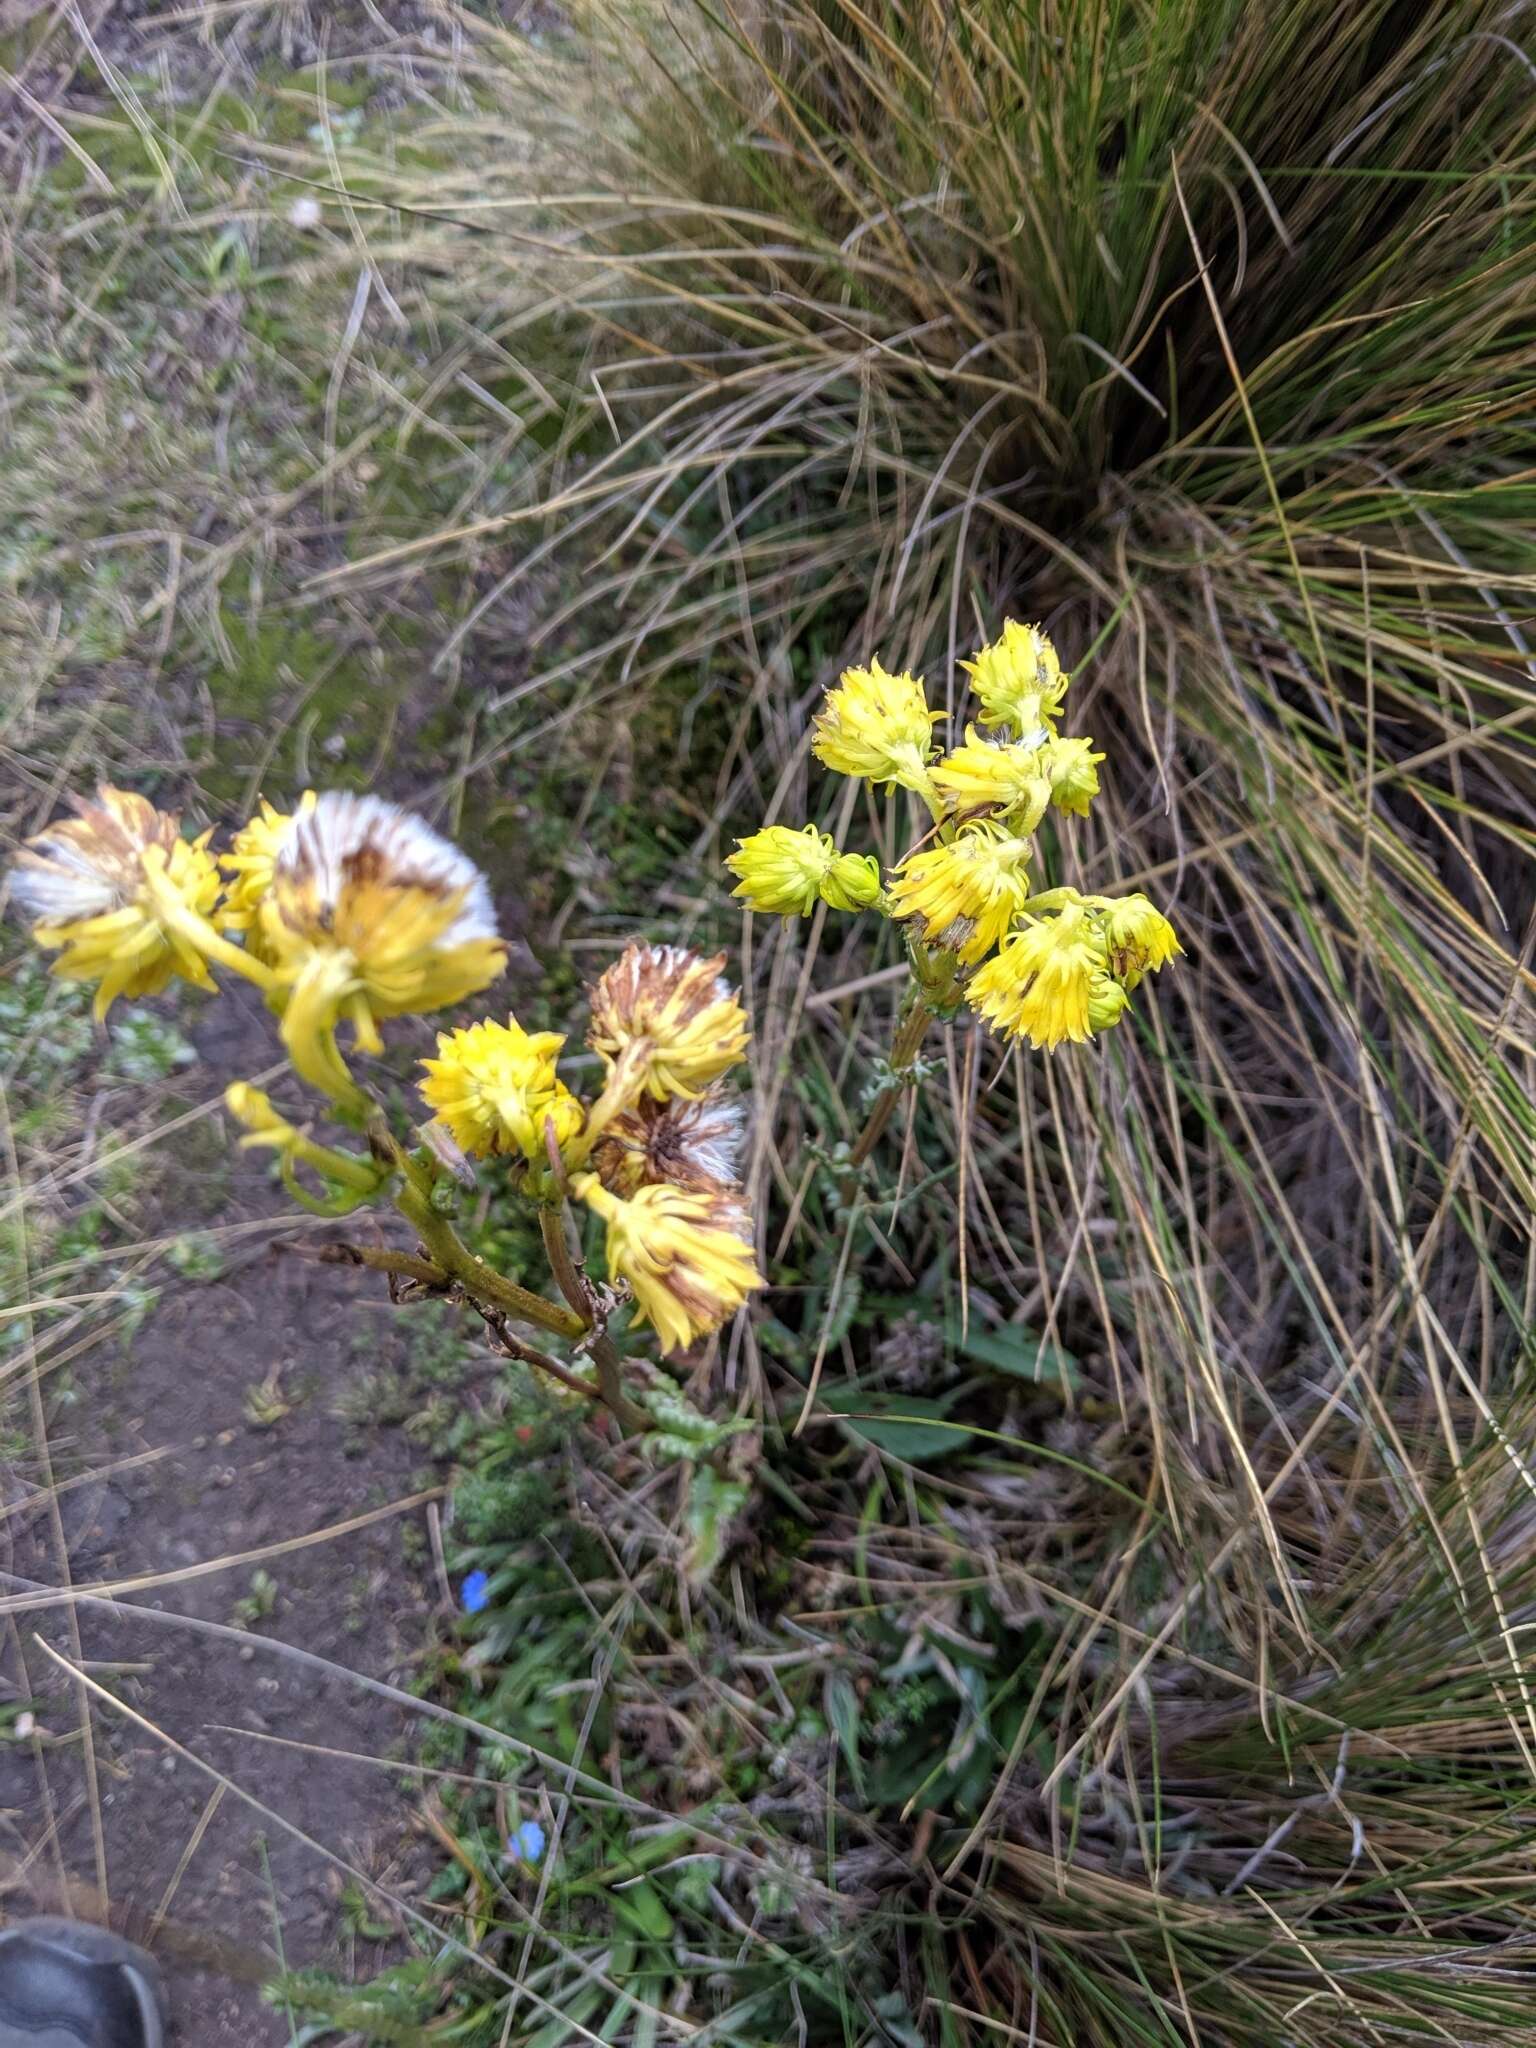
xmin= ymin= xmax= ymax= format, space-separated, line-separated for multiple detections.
xmin=242 ymin=1365 xmax=293 ymax=1429
xmin=0 ymin=955 xmax=93 ymax=1089
xmin=166 ymin=1231 xmax=226 ymax=1281
xmin=103 ymin=1007 xmax=195 ymax=1083
xmin=231 ymin=1569 xmax=279 ymax=1629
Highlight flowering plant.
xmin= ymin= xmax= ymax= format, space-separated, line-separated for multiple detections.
xmin=7 ymin=788 xmax=761 ymax=1436
xmin=728 ymin=620 xmax=1180 ymax=1164
xmin=5 ymin=620 xmax=1177 ymax=1449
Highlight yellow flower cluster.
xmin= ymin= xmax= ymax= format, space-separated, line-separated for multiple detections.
xmin=571 ymin=944 xmax=763 ymax=1352
xmin=961 ymin=618 xmax=1068 ymax=738
xmin=419 ymin=1017 xmax=584 ymax=1164
xmin=9 ymin=787 xmax=223 ymax=1019
xmin=810 ymin=659 xmax=941 ymax=791
xmin=726 ymin=824 xmax=880 ymax=917
xmin=7 ymin=785 xmax=765 ymax=1361
xmin=7 ymin=783 xmax=510 ymax=1104
xmin=726 ymin=620 xmax=1182 ymax=1048
xmin=412 ymin=941 xmax=761 ymax=1353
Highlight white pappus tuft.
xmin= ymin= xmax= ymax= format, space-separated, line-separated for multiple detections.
xmin=275 ymin=792 xmax=499 ymax=945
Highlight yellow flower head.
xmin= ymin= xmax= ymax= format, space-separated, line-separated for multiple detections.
xmin=419 ymin=1016 xmax=584 ymax=1163
xmin=1037 ymin=736 xmax=1104 ymax=818
xmin=811 ymin=659 xmax=942 ymax=792
xmin=1098 ymin=894 xmax=1182 ymax=989
xmin=1087 ymin=974 xmax=1130 ymax=1033
xmin=930 ymin=726 xmax=1052 ymax=828
xmin=257 ymin=792 xmax=506 ymax=1102
xmin=727 ymin=824 xmax=880 ymax=918
xmin=591 ymin=1087 xmax=746 ymax=1197
xmin=961 ymin=621 xmax=1068 ymax=739
xmin=573 ymin=1173 xmax=763 ymax=1356
xmin=967 ymin=905 xmax=1109 ymax=1049
xmin=8 ymin=785 xmax=222 ymax=1019
xmin=222 ymin=792 xmax=316 ymax=943
xmin=225 ymin=1080 xmax=290 ymax=1144
xmin=887 ymin=826 xmax=1034 ymax=965
xmin=821 ymin=849 xmax=883 ymax=911
xmin=224 ymin=1081 xmax=381 ymax=1194
xmin=587 ymin=944 xmax=749 ymax=1101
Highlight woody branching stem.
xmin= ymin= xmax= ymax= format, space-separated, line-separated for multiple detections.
xmin=540 ymin=1202 xmax=648 ymax=1435
xmin=302 ymin=1234 xmax=612 ymax=1412
xmin=539 ymin=1203 xmax=592 ymax=1320
xmin=351 ymin=1112 xmax=649 ymax=1431
xmin=471 ymin=1305 xmax=621 ymax=1410
xmin=393 ymin=1181 xmax=587 ymax=1341
xmin=363 ymin=1112 xmax=586 ymax=1340
xmin=588 ymin=1332 xmax=644 ymax=1437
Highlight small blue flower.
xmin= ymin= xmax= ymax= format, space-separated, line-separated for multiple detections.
xmin=460 ymin=1570 xmax=491 ymax=1615
xmin=509 ymin=1818 xmax=546 ymax=1865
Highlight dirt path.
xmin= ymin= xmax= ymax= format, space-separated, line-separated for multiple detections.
xmin=0 ymin=987 xmax=445 ymax=2045
xmin=0 ymin=9 xmax=553 ymax=2034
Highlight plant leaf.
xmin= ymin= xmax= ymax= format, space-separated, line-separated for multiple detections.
xmin=819 ymin=1390 xmax=976 ymax=1463
xmin=946 ymin=1317 xmax=1081 ymax=1392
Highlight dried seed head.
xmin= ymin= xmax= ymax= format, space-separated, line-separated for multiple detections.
xmin=587 ymin=943 xmax=749 ymax=1101
xmin=9 ymin=785 xmax=221 ymax=1017
xmin=591 ymin=1089 xmax=746 ymax=1196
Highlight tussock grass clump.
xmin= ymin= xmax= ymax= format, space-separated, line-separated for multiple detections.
xmin=295 ymin=1 xmax=1536 ymax=2038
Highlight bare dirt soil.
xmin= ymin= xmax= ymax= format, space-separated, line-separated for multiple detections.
xmin=0 ymin=989 xmax=449 ymax=2045
xmin=0 ymin=8 xmax=558 ymax=2035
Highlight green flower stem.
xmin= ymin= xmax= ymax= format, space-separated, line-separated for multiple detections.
xmin=278 ymin=1158 xmax=375 ymax=1217
xmin=1020 ymin=887 xmax=1079 ymax=915
xmin=847 ymin=986 xmax=935 ymax=1168
xmin=287 ymin=1133 xmax=382 ymax=1194
xmin=393 ymin=1181 xmax=586 ymax=1342
xmin=914 ymin=775 xmax=948 ymax=829
xmin=562 ymin=1042 xmax=646 ymax=1171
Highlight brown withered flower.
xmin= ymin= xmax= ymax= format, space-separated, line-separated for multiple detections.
xmin=587 ymin=943 xmax=749 ymax=1101
xmin=591 ymin=1088 xmax=746 ymax=1196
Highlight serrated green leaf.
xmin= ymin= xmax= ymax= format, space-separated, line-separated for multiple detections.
xmin=683 ymin=1467 xmax=749 ymax=1584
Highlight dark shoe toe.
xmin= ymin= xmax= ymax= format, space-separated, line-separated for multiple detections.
xmin=0 ymin=1922 xmax=163 ymax=2048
